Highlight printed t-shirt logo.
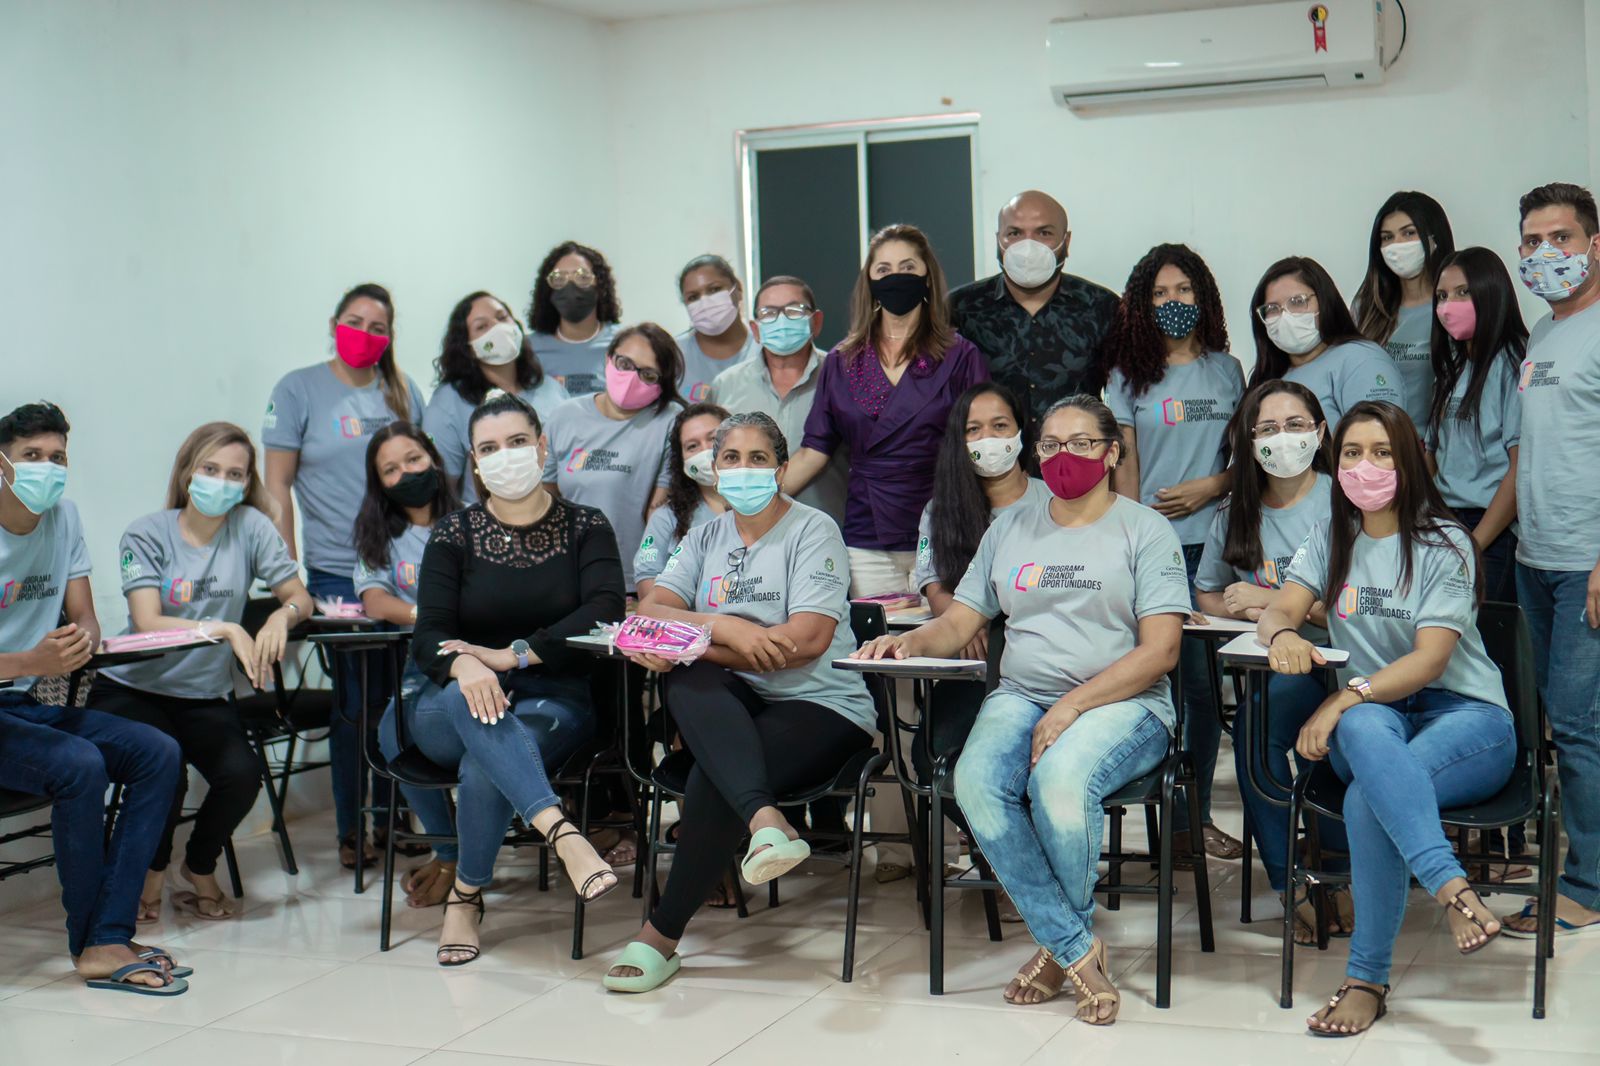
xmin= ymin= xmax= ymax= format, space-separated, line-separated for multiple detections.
xmin=335 ymin=415 xmax=367 ymax=438
xmin=825 ymin=558 xmax=835 ymax=572
xmin=120 ymin=549 xmax=142 ymax=582
xmin=0 ymin=574 xmax=60 ymax=609
xmin=1376 ymin=374 xmax=1388 ymax=388
xmin=263 ymin=400 xmax=277 ymax=430
xmin=1161 ymin=398 xmax=1186 ymax=426
xmin=638 ymin=535 xmax=659 ymax=565
xmin=703 ymin=574 xmax=780 ymax=608
xmin=1008 ymin=562 xmax=1102 ymax=592
xmin=1335 ymin=582 xmax=1412 ymax=621
xmin=1161 ymin=397 xmax=1229 ymax=426
xmin=164 ymin=577 xmax=194 ymax=605
xmin=1252 ymin=557 xmax=1287 ymax=588
xmin=566 ymin=447 xmax=636 ymax=475
xmin=566 ymin=447 xmax=589 ymax=473
xmin=0 ymin=581 xmax=17 ymax=609
xmin=396 ymin=559 xmax=419 ymax=591
xmin=688 ymin=382 xmax=711 ymax=402
xmin=1519 ymin=359 xmax=1559 ymax=392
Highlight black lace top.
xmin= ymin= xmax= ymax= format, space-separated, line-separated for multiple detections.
xmin=412 ymin=499 xmax=626 ymax=686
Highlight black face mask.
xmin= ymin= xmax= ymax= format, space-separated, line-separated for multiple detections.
xmin=382 ymin=467 xmax=439 ymax=509
xmin=868 ymin=272 xmax=929 ymax=316
xmin=550 ymin=285 xmax=599 ymax=324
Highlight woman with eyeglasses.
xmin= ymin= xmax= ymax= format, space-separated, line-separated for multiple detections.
xmin=1255 ymin=400 xmax=1513 ymax=1037
xmin=604 ymin=411 xmax=875 ymax=993
xmin=676 ymin=254 xmax=758 ymax=402
xmin=526 ymin=240 xmax=623 ymax=397
xmin=540 ymin=324 xmax=685 ymax=593
xmin=424 ymin=291 xmax=567 ymax=504
xmin=635 ymin=402 xmax=730 ymax=598
xmin=1246 ymin=257 xmax=1405 ymax=432
xmin=856 ymin=395 xmax=1192 ymax=1024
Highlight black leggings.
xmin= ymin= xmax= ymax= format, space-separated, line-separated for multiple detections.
xmin=89 ymin=677 xmax=261 ymax=876
xmin=650 ymin=660 xmax=870 ymax=940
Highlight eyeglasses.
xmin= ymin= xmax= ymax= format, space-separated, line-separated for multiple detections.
xmin=612 ymin=352 xmax=661 ymax=386
xmin=547 ymin=268 xmax=596 ymax=290
xmin=723 ymin=546 xmax=749 ymax=595
xmin=754 ymin=303 xmax=815 ymax=324
xmin=1036 ymin=437 xmax=1113 ymax=459
xmin=1251 ymin=417 xmax=1318 ymax=438
xmin=1256 ymin=293 xmax=1316 ymax=323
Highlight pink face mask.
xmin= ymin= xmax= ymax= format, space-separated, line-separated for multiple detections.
xmin=334 ymin=324 xmax=390 ymax=369
xmin=1435 ymin=299 xmax=1477 ymax=342
xmin=1338 ymin=459 xmax=1399 ymax=512
xmin=605 ymin=357 xmax=662 ymax=409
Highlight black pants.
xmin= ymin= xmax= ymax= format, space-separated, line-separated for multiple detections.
xmin=89 ymin=677 xmax=261 ymax=876
xmin=1453 ymin=506 xmax=1518 ymax=604
xmin=650 ymin=660 xmax=870 ymax=940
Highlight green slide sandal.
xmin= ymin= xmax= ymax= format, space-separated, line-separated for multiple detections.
xmin=740 ymin=826 xmax=810 ymax=886
xmin=603 ymin=941 xmax=681 ymax=993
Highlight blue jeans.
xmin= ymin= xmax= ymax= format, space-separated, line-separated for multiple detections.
xmin=1328 ymin=691 xmax=1515 ymax=985
xmin=1454 ymin=508 xmax=1518 ymax=605
xmin=1517 ymin=563 xmax=1600 ymax=908
xmin=0 ymin=692 xmax=181 ymax=956
xmin=377 ymin=663 xmax=458 ymax=864
xmin=1174 ymin=542 xmax=1219 ymax=830
xmin=406 ymin=670 xmax=593 ymax=887
xmin=1234 ymin=670 xmax=1349 ymax=892
xmin=955 ymin=690 xmax=1169 ymax=965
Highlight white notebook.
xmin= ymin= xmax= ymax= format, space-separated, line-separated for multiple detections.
xmin=1183 ymin=613 xmax=1257 ymax=634
xmin=1217 ymin=632 xmax=1350 ymax=665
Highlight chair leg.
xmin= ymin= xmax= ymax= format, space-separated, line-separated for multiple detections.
xmin=380 ymin=796 xmax=398 ymax=951
xmin=1279 ymin=780 xmax=1306 ymax=1010
xmin=842 ymin=773 xmax=875 ymax=983
xmin=538 ymin=848 xmax=550 ymax=892
xmin=1156 ymin=785 xmax=1175 ymax=1009
xmin=974 ymin=851 xmax=1002 ymax=942
xmin=916 ymin=795 xmax=932 ymax=931
xmin=631 ymin=784 xmax=648 ymax=900
xmin=732 ymin=865 xmax=750 ymax=919
xmin=253 ymin=735 xmax=298 ymax=876
xmin=768 ymin=879 xmax=780 ymax=909
xmin=1185 ymin=772 xmax=1215 ymax=953
xmin=643 ymin=791 xmax=664 ymax=926
xmin=1239 ymin=805 xmax=1253 ymax=924
xmin=930 ymin=780 xmax=946 ymax=996
xmin=571 ymin=765 xmax=597 ymax=961
xmin=223 ymin=839 xmax=243 ymax=899
xmin=1105 ymin=806 xmax=1123 ymax=911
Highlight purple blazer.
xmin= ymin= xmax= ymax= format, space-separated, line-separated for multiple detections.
xmin=802 ymin=333 xmax=990 ymax=550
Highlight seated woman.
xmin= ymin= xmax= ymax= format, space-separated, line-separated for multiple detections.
xmin=1256 ymin=400 xmax=1515 ymax=1037
xmin=634 ymin=401 xmax=729 ymax=597
xmin=408 ymin=390 xmax=625 ymax=966
xmin=857 ymin=395 xmax=1191 ymax=1024
xmin=604 ymin=411 xmax=876 ymax=993
xmin=91 ymin=422 xmax=312 ymax=921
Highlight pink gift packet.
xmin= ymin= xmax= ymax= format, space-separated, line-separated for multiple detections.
xmin=850 ymin=592 xmax=921 ymax=610
xmin=609 ymin=614 xmax=711 ymax=663
xmin=102 ymin=629 xmax=219 ymax=653
xmin=315 ymin=596 xmax=368 ymax=620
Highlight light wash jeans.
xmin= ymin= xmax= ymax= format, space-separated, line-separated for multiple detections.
xmin=955 ymin=690 xmax=1169 ymax=965
xmin=1328 ymin=691 xmax=1515 ymax=985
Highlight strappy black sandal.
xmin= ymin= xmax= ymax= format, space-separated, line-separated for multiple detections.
xmin=1444 ymin=887 xmax=1501 ymax=955
xmin=546 ymin=817 xmax=620 ymax=903
xmin=1308 ymin=982 xmax=1388 ymax=1037
xmin=437 ymin=885 xmax=484 ymax=967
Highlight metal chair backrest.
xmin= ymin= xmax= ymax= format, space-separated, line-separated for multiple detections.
xmin=1475 ymin=600 xmax=1541 ymax=759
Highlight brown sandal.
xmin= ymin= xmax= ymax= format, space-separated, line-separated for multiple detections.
xmin=1444 ymin=888 xmax=1500 ymax=955
xmin=1004 ymin=948 xmax=1063 ymax=1005
xmin=1308 ymin=982 xmax=1388 ymax=1037
xmin=1063 ymin=938 xmax=1119 ymax=1025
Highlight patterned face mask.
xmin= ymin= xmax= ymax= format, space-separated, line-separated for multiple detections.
xmin=1519 ymin=239 xmax=1591 ymax=301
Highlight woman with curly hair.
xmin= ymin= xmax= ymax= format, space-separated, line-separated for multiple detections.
xmin=527 ymin=240 xmax=623 ymax=397
xmin=634 ymin=402 xmax=730 ymax=597
xmin=1105 ymin=242 xmax=1244 ymax=859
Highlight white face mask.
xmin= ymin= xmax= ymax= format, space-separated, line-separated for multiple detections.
xmin=1252 ymin=430 xmax=1320 ymax=478
xmin=687 ymin=290 xmax=740 ymax=335
xmin=476 ymin=445 xmax=543 ymax=501
xmin=683 ymin=449 xmax=717 ymax=487
xmin=1265 ymin=310 xmax=1322 ymax=355
xmin=473 ymin=320 xmax=524 ymax=366
xmin=1381 ymin=240 xmax=1427 ymax=280
xmin=1000 ymin=237 xmax=1064 ymax=289
xmin=968 ymin=433 xmax=1023 ymax=478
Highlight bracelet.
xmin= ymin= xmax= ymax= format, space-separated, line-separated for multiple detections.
xmin=1267 ymin=627 xmax=1296 ymax=645
xmin=284 ymin=601 xmax=301 ymax=618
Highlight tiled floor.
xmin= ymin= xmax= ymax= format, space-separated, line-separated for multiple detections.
xmin=0 ymin=771 xmax=1591 ymax=1066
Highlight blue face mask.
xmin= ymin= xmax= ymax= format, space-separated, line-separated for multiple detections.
xmin=757 ymin=316 xmax=814 ymax=357
xmin=189 ymin=474 xmax=246 ymax=517
xmin=1519 ymin=239 xmax=1592 ymax=301
xmin=1 ymin=454 xmax=67 ymax=515
xmin=1153 ymin=299 xmax=1201 ymax=339
xmin=716 ymin=466 xmax=781 ymax=515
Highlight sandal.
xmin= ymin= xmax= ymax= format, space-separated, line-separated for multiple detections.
xmin=1501 ymin=899 xmax=1600 ymax=940
xmin=173 ymin=889 xmax=233 ymax=921
xmin=136 ymin=894 xmax=162 ymax=924
xmin=1004 ymin=948 xmax=1063 ymax=1005
xmin=1288 ymin=889 xmax=1353 ymax=945
xmin=603 ymin=941 xmax=681 ymax=993
xmin=339 ymin=833 xmax=377 ymax=870
xmin=437 ymin=885 xmax=485 ymax=967
xmin=1443 ymin=887 xmax=1500 ymax=955
xmin=1062 ymin=939 xmax=1119 ymax=1025
xmin=741 ymin=825 xmax=810 ymax=886
xmin=1202 ymin=824 xmax=1244 ymax=860
xmin=603 ymin=832 xmax=639 ymax=868
xmin=546 ymin=817 xmax=621 ymax=902
xmin=137 ymin=946 xmax=193 ymax=979
xmin=1307 ymin=981 xmax=1388 ymax=1037
xmin=85 ymin=962 xmax=187 ymax=997
xmin=403 ymin=859 xmax=457 ymax=908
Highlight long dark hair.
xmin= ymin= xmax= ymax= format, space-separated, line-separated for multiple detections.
xmin=1427 ymin=247 xmax=1529 ymax=434
xmin=434 ymin=291 xmax=547 ymax=406
xmin=1354 ymin=191 xmax=1456 ymax=344
xmin=840 ymin=223 xmax=957 ymax=364
xmin=930 ymin=383 xmax=1031 ymax=588
xmin=1220 ymin=381 xmax=1333 ymax=572
xmin=663 ymin=401 xmax=729 ymax=540
xmin=526 ymin=241 xmax=622 ymax=335
xmin=607 ymin=323 xmax=686 ymax=415
xmin=334 ymin=283 xmax=412 ymax=421
xmin=1104 ymin=243 xmax=1230 ymax=398
xmin=354 ymin=422 xmax=458 ymax=571
xmin=1324 ymin=401 xmax=1480 ymax=607
xmin=1246 ymin=257 xmax=1367 ymax=392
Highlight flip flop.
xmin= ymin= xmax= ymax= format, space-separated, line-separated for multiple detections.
xmin=85 ymin=962 xmax=188 ymax=997
xmin=740 ymin=826 xmax=810 ymax=886
xmin=173 ymin=889 xmax=233 ymax=921
xmin=1500 ymin=899 xmax=1600 ymax=940
xmin=138 ymin=947 xmax=194 ymax=979
xmin=603 ymin=941 xmax=681 ymax=993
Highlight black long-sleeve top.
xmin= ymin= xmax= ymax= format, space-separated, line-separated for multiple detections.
xmin=413 ymin=498 xmax=626 ymax=687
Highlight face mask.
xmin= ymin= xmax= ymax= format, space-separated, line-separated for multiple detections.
xmin=869 ymin=272 xmax=929 ymax=316
xmin=551 ymin=284 xmax=598 ymax=323
xmin=1041 ymin=450 xmax=1109 ymax=501
xmin=687 ymin=290 xmax=740 ymax=335
xmin=683 ymin=449 xmax=718 ymax=487
xmin=758 ymin=316 xmax=813 ymax=357
xmin=334 ymin=324 xmax=390 ymax=369
xmin=968 ymin=433 xmax=1022 ymax=478
xmin=1252 ymin=431 xmax=1319 ymax=479
xmin=1153 ymin=299 xmax=1201 ymax=340
xmin=1436 ymin=300 xmax=1477 ymax=341
xmin=188 ymin=474 xmax=245 ymax=517
xmin=0 ymin=455 xmax=67 ymax=515
xmin=1265 ymin=310 xmax=1322 ymax=355
xmin=382 ymin=467 xmax=439 ymax=509
xmin=1000 ymin=238 xmax=1063 ymax=289
xmin=1519 ymin=240 xmax=1592 ymax=301
xmin=476 ymin=446 xmax=543 ymax=502
xmin=716 ymin=466 xmax=780 ymax=515
xmin=472 ymin=321 xmax=523 ymax=366
xmin=1338 ymin=459 xmax=1399 ymax=512
xmin=1381 ymin=240 xmax=1427 ymax=280
xmin=604 ymin=358 xmax=663 ymax=410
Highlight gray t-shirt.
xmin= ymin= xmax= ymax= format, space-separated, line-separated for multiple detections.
xmin=1196 ymin=474 xmax=1332 ymax=592
xmin=1282 ymin=339 xmax=1405 ymax=430
xmin=531 ymin=324 xmax=617 ymax=398
xmin=1517 ymin=304 xmax=1600 ymax=571
xmin=353 ymin=522 xmax=433 ymax=608
xmin=1106 ymin=351 xmax=1244 ymax=544
xmin=953 ymin=494 xmax=1191 ymax=728
xmin=262 ymin=363 xmax=426 ymax=576
xmin=634 ymin=498 xmax=718 ymax=586
xmin=656 ymin=502 xmax=875 ymax=734
xmin=423 ymin=378 xmax=569 ymax=504
xmin=912 ymin=477 xmax=1053 ymax=594
xmin=1286 ymin=521 xmax=1507 ymax=709
xmin=102 ymin=507 xmax=298 ymax=700
xmin=1383 ymin=303 xmax=1435 ymax=432
xmin=540 ymin=395 xmax=676 ymax=590
xmin=1431 ymin=353 xmax=1522 ymax=512
xmin=0 ymin=499 xmax=91 ymax=692
xmin=675 ymin=327 xmax=758 ymax=404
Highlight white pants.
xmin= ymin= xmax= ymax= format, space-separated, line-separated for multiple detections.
xmin=847 ymin=548 xmax=917 ymax=598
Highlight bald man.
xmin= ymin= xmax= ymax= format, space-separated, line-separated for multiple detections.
xmin=949 ymin=191 xmax=1120 ymax=428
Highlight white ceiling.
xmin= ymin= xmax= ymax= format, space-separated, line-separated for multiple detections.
xmin=533 ymin=0 xmax=795 ymax=22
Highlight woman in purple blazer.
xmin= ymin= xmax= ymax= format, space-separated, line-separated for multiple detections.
xmin=784 ymin=224 xmax=990 ymax=597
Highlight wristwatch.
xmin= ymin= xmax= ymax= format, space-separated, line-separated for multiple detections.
xmin=511 ymin=639 xmax=531 ymax=670
xmin=1346 ymin=675 xmax=1374 ymax=702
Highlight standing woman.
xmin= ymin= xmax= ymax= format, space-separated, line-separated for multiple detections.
xmin=635 ymin=402 xmax=730 ymax=597
xmin=1246 ymin=257 xmax=1405 ymax=430
xmin=1428 ymin=248 xmax=1527 ymax=603
xmin=785 ymin=223 xmax=991 ymax=595
xmin=675 ymin=255 xmax=758 ymax=402
xmin=526 ymin=240 xmax=622 ymax=397
xmin=1354 ymin=192 xmax=1457 ymax=432
xmin=263 ymin=283 xmax=425 ymax=867
xmin=92 ymin=423 xmax=312 ymax=920
xmin=424 ymin=291 xmax=567 ymax=504
xmin=1105 ymin=243 xmax=1244 ymax=859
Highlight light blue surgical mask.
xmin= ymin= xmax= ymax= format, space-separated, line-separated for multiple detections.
xmin=1 ymin=453 xmax=67 ymax=515
xmin=716 ymin=466 xmax=780 ymax=515
xmin=188 ymin=474 xmax=246 ymax=517
xmin=758 ymin=316 xmax=813 ymax=357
